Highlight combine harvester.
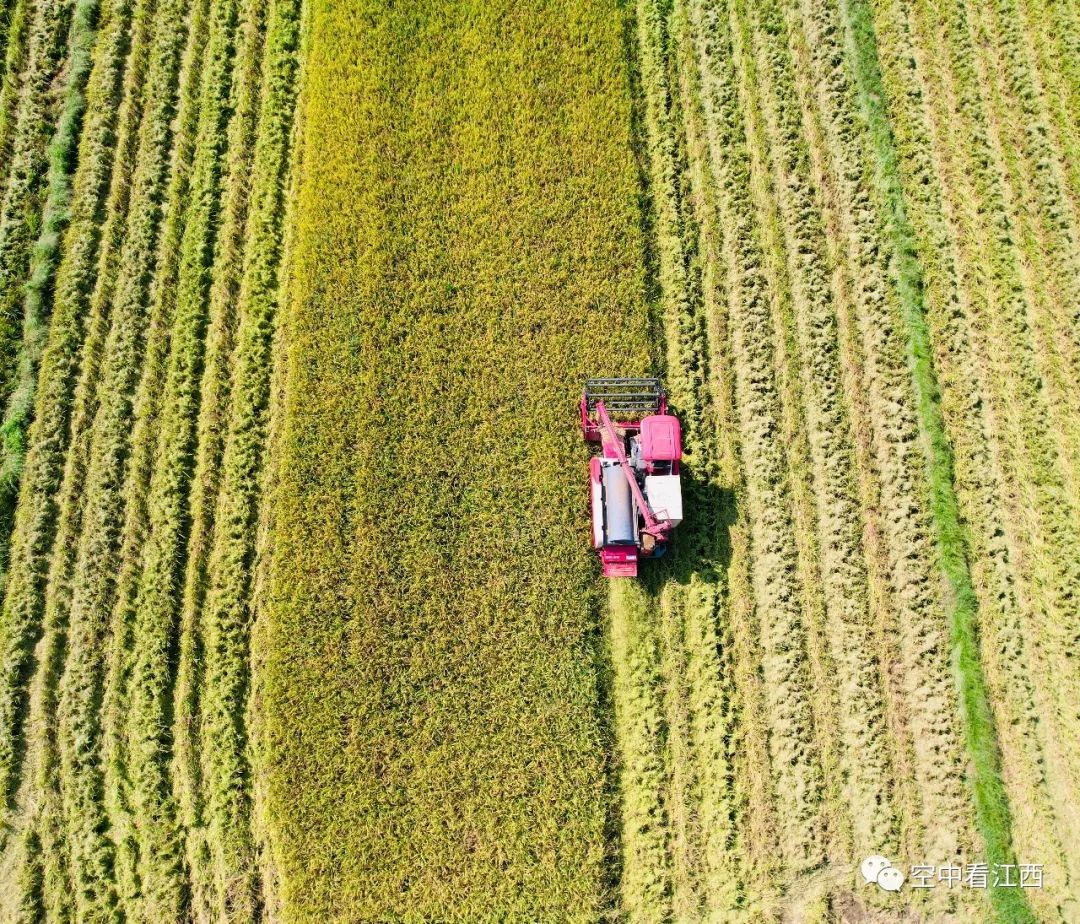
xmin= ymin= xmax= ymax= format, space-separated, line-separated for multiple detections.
xmin=581 ymin=378 xmax=683 ymax=577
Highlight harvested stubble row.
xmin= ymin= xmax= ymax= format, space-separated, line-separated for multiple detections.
xmin=0 ymin=0 xmax=303 ymax=915
xmin=609 ymin=0 xmax=1072 ymax=918
xmin=863 ymin=0 xmax=1080 ymax=917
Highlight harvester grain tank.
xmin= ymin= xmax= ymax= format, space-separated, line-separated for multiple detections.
xmin=580 ymin=378 xmax=683 ymax=577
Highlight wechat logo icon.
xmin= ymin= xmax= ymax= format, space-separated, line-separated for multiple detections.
xmin=861 ymin=855 xmax=905 ymax=892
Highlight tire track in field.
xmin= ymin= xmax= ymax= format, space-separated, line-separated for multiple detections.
xmin=606 ymin=9 xmax=678 ymax=919
xmin=248 ymin=7 xmax=307 ymax=907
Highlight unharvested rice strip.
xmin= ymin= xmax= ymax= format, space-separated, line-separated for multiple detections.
xmin=922 ymin=0 xmax=1080 ymax=875
xmin=683 ymin=0 xmax=787 ymax=904
xmin=877 ymin=0 xmax=1074 ymax=911
xmin=172 ymin=0 xmax=267 ymax=914
xmin=672 ymin=6 xmax=753 ymax=909
xmin=962 ymin=0 xmax=1080 ymax=514
xmin=799 ymin=0 xmax=979 ymax=896
xmin=53 ymin=0 xmax=198 ymax=912
xmin=748 ymin=0 xmax=901 ymax=868
xmin=935 ymin=0 xmax=1080 ymax=803
xmin=263 ymin=1 xmax=644 ymax=917
xmin=687 ymin=0 xmax=825 ymax=882
xmin=842 ymin=1 xmax=1036 ymax=919
xmin=122 ymin=0 xmax=242 ymax=916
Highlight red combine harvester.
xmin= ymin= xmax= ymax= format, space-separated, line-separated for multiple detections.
xmin=580 ymin=378 xmax=684 ymax=577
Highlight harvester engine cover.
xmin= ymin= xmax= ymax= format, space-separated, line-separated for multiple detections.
xmin=581 ymin=378 xmax=683 ymax=577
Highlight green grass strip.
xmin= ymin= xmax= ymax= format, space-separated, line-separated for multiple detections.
xmin=837 ymin=1 xmax=1035 ymax=920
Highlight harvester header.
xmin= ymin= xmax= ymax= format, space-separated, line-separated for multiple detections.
xmin=580 ymin=377 xmax=683 ymax=577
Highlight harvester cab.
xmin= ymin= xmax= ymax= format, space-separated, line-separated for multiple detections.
xmin=580 ymin=378 xmax=683 ymax=577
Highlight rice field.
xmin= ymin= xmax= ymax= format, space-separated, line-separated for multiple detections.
xmin=0 ymin=0 xmax=1072 ymax=920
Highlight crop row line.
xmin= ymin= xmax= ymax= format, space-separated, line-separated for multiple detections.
xmin=687 ymin=0 xmax=829 ymax=891
xmin=839 ymin=0 xmax=1038 ymax=917
xmin=630 ymin=0 xmax=752 ymax=916
xmin=196 ymin=0 xmax=302 ymax=914
xmin=748 ymin=0 xmax=904 ymax=876
xmin=879 ymin=0 xmax=1072 ymax=915
xmin=874 ymin=0 xmax=1080 ymax=914
xmin=172 ymin=0 xmax=267 ymax=915
xmin=52 ymin=0 xmax=199 ymax=911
